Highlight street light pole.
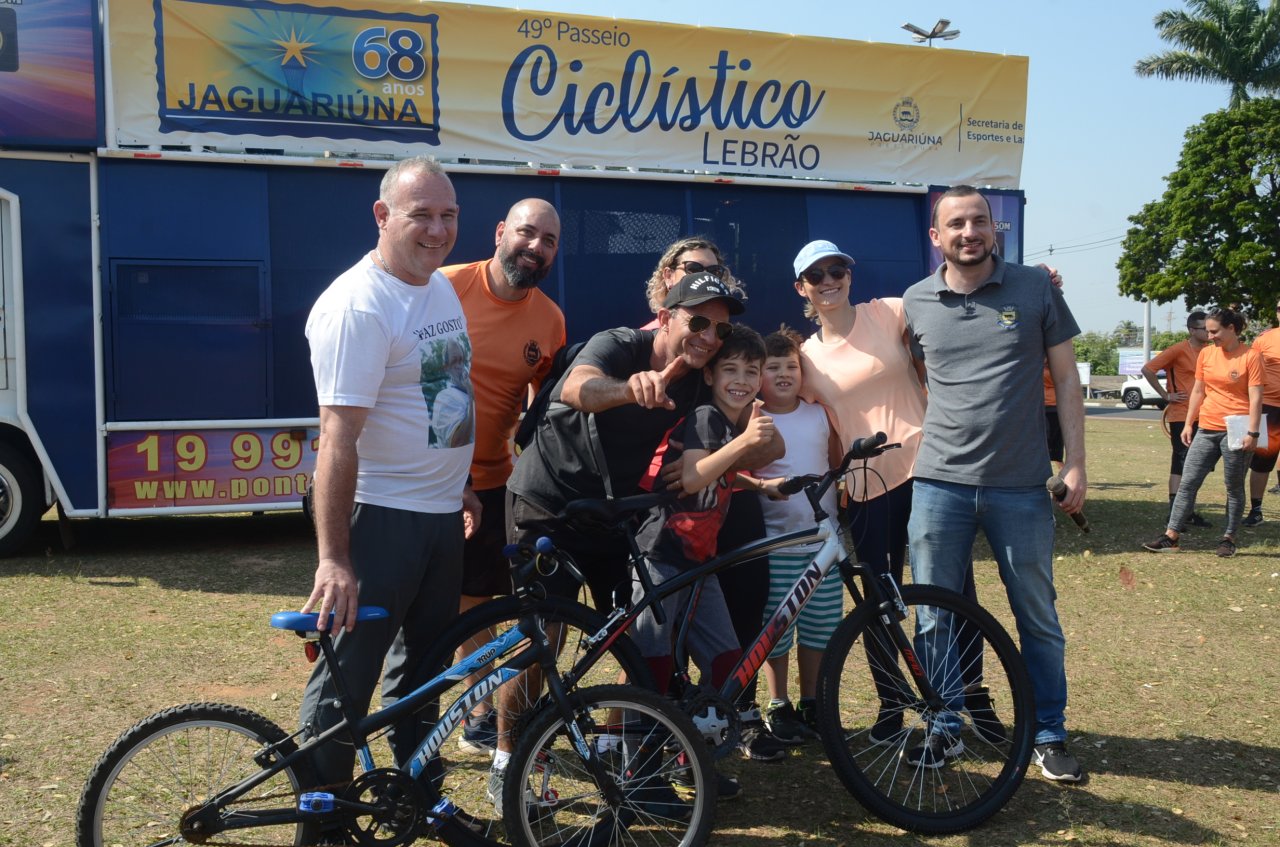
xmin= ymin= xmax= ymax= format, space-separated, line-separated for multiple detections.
xmin=901 ymin=19 xmax=961 ymax=46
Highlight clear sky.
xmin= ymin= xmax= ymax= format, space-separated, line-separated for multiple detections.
xmin=504 ymin=0 xmax=1229 ymax=333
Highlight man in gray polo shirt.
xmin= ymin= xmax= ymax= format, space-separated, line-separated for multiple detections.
xmin=902 ymin=185 xmax=1087 ymax=783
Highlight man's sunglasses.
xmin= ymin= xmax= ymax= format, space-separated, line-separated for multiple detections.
xmin=799 ymin=264 xmax=851 ymax=285
xmin=683 ymin=313 xmax=733 ymax=340
xmin=674 ymin=260 xmax=728 ymax=278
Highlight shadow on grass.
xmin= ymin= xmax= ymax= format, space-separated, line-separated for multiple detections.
xmin=712 ymin=740 xmax=1239 ymax=846
xmin=1082 ymin=731 xmax=1279 ymax=790
xmin=0 ymin=511 xmax=316 ymax=594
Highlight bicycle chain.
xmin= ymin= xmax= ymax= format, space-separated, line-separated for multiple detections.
xmin=178 ymin=779 xmax=365 ymax=847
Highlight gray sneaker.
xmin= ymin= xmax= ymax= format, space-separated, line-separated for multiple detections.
xmin=486 ymin=766 xmax=505 ymax=816
xmin=1033 ymin=741 xmax=1083 ymax=782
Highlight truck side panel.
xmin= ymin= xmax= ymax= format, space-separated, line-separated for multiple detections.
xmin=0 ymin=156 xmax=98 ymax=512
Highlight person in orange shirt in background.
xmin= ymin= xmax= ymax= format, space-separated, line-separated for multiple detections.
xmin=1242 ymin=299 xmax=1280 ymax=527
xmin=441 ymin=198 xmax=566 ymax=751
xmin=1043 ymin=364 xmax=1064 ymax=471
xmin=1143 ymin=307 xmax=1263 ymax=557
xmin=1141 ymin=311 xmax=1213 ymax=528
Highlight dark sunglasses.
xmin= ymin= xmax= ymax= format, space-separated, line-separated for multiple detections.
xmin=683 ymin=313 xmax=733 ymax=340
xmin=674 ymin=259 xmax=727 ymax=278
xmin=800 ymin=264 xmax=851 ymax=285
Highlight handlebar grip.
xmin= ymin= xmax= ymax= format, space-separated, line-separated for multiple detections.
xmin=848 ymin=431 xmax=888 ymax=461
xmin=778 ymin=474 xmax=819 ymax=496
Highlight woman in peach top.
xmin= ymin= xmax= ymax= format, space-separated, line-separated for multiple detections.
xmin=792 ymin=240 xmax=991 ymax=745
xmin=794 ymin=240 xmax=941 ymax=589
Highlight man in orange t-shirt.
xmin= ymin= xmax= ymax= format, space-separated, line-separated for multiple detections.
xmin=441 ymin=199 xmax=566 ymax=750
xmin=1043 ymin=363 xmax=1063 ymax=469
xmin=1244 ymin=301 xmax=1280 ymax=527
xmin=1142 ymin=311 xmax=1213 ymax=526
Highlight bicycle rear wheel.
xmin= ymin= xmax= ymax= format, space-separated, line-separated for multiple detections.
xmin=816 ymin=584 xmax=1034 ymax=833
xmin=503 ymin=684 xmax=716 ymax=847
xmin=76 ymin=703 xmax=315 ymax=847
xmin=420 ymin=596 xmax=651 ymax=847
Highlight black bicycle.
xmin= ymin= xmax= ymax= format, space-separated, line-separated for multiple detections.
xmin=428 ymin=433 xmax=1036 ymax=835
xmin=76 ymin=540 xmax=716 ymax=847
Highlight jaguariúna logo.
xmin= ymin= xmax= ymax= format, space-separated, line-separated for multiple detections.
xmin=868 ymin=96 xmax=940 ymax=146
xmin=158 ymin=1 xmax=441 ymax=144
xmin=893 ymin=97 xmax=920 ymax=131
xmin=523 ymin=340 xmax=542 ymax=367
xmin=997 ymin=305 xmax=1019 ymax=329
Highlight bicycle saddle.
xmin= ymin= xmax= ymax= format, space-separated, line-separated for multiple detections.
xmin=561 ymin=492 xmax=670 ymax=533
xmin=270 ymin=606 xmax=390 ymax=632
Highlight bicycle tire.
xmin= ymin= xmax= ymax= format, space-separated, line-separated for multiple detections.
xmin=419 ymin=595 xmax=652 ymax=847
xmin=816 ymin=584 xmax=1035 ymax=833
xmin=503 ymin=684 xmax=716 ymax=847
xmin=76 ymin=702 xmax=317 ymax=847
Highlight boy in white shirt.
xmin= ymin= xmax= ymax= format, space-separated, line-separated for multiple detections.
xmin=752 ymin=327 xmax=844 ymax=743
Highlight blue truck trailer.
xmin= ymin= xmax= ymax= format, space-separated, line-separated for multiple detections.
xmin=0 ymin=0 xmax=1028 ymax=554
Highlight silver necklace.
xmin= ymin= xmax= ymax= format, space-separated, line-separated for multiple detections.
xmin=373 ymin=248 xmax=393 ymax=276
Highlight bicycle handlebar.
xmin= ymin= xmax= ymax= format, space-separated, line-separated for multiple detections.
xmin=777 ymin=432 xmax=900 ymax=499
xmin=503 ymin=538 xmax=588 ymax=596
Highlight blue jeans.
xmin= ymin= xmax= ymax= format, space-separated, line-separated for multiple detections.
xmin=908 ymin=479 xmax=1068 ymax=745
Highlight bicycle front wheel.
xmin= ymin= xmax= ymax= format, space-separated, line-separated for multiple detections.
xmin=816 ymin=584 xmax=1035 ymax=833
xmin=503 ymin=684 xmax=716 ymax=847
xmin=76 ymin=703 xmax=316 ymax=847
xmin=420 ymin=595 xmax=652 ymax=847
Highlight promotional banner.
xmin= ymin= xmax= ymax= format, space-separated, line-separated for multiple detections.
xmin=107 ymin=426 xmax=318 ymax=509
xmin=107 ymin=0 xmax=1030 ymax=187
xmin=0 ymin=0 xmax=101 ymax=147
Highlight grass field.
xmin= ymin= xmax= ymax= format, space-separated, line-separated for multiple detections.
xmin=1 ymin=415 xmax=1277 ymax=846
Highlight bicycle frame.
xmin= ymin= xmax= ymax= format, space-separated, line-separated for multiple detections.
xmin=556 ymin=478 xmax=951 ymax=725
xmin=182 ymin=611 xmax=571 ymax=837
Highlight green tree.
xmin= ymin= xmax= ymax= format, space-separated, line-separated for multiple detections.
xmin=1116 ymin=98 xmax=1280 ymax=319
xmin=1075 ymin=331 xmax=1120 ymax=376
xmin=1152 ymin=329 xmax=1190 ymax=350
xmin=1112 ymin=320 xmax=1141 ymax=345
xmin=1135 ymin=0 xmax=1280 ymax=108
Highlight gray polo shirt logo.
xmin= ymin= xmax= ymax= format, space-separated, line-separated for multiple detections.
xmin=998 ymin=306 xmax=1020 ymax=329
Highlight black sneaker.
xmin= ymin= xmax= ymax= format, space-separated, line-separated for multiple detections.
xmin=906 ymin=732 xmax=964 ymax=768
xmin=1243 ymin=509 xmax=1263 ymax=528
xmin=738 ymin=718 xmax=787 ymax=762
xmin=459 ymin=710 xmax=497 ymax=753
xmin=868 ymin=709 xmax=904 ymax=746
xmin=626 ymin=744 xmax=693 ymax=820
xmin=1033 ymin=741 xmax=1083 ymax=782
xmin=1188 ymin=512 xmax=1213 ymax=528
xmin=669 ymin=754 xmax=741 ymax=800
xmin=1142 ymin=534 xmax=1180 ymax=553
xmin=964 ymin=686 xmax=1007 ymax=744
xmin=796 ymin=699 xmax=820 ymax=736
xmin=764 ymin=701 xmax=811 ymax=744
xmin=1216 ymin=536 xmax=1237 ymax=558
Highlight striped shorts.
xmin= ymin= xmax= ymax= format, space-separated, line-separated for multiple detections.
xmin=765 ymin=548 xmax=843 ymax=656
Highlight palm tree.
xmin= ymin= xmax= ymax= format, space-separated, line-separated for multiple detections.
xmin=1135 ymin=0 xmax=1280 ymax=108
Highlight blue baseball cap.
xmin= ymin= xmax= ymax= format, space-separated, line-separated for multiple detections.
xmin=792 ymin=240 xmax=856 ymax=278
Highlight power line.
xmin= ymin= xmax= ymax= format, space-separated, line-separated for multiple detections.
xmin=1025 ymin=235 xmax=1126 ymax=260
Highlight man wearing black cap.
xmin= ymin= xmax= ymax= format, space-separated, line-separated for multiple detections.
xmin=490 ymin=273 xmax=781 ymax=806
xmin=506 ymin=271 xmax=780 ymax=603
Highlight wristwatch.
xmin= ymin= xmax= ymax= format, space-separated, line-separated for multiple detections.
xmin=1248 ymin=430 xmax=1261 ymax=438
